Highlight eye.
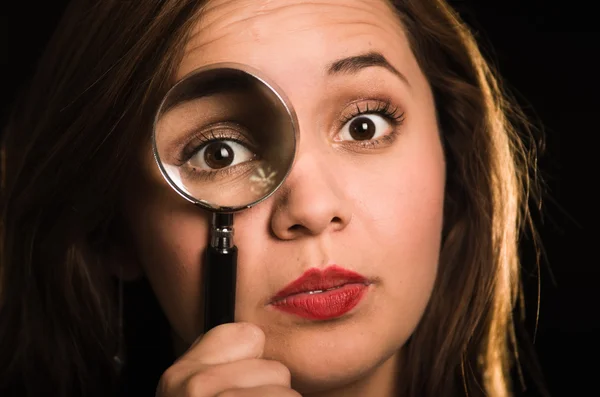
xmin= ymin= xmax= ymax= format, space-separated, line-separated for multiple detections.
xmin=188 ymin=140 xmax=255 ymax=170
xmin=339 ymin=114 xmax=393 ymax=142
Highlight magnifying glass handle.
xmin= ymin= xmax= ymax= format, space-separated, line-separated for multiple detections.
xmin=203 ymin=244 xmax=238 ymax=332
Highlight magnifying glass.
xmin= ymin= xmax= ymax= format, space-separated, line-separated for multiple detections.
xmin=152 ymin=63 xmax=298 ymax=332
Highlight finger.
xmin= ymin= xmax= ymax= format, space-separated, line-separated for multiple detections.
xmin=181 ymin=358 xmax=292 ymax=397
xmin=183 ymin=322 xmax=265 ymax=365
xmin=216 ymin=385 xmax=303 ymax=397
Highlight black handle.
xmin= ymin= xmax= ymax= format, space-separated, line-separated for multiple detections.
xmin=203 ymin=244 xmax=237 ymax=332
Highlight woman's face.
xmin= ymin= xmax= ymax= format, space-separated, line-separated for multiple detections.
xmin=125 ymin=0 xmax=445 ymax=393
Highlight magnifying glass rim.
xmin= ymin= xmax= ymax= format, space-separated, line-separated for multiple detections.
xmin=152 ymin=62 xmax=299 ymax=212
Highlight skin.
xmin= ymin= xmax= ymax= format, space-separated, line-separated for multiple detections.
xmin=122 ymin=0 xmax=446 ymax=395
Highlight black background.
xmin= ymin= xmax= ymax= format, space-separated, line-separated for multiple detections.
xmin=1 ymin=1 xmax=597 ymax=396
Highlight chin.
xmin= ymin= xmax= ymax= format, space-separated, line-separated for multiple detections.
xmin=287 ymin=344 xmax=399 ymax=395
xmin=262 ymin=319 xmax=404 ymax=394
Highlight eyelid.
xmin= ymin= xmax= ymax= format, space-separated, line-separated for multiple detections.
xmin=178 ymin=122 xmax=255 ymax=164
xmin=332 ymin=98 xmax=406 ymax=152
xmin=337 ymin=98 xmax=404 ymax=126
xmin=181 ymin=158 xmax=256 ymax=183
xmin=334 ymin=98 xmax=405 ymax=137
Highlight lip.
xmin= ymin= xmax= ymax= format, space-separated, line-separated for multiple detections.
xmin=269 ymin=265 xmax=371 ymax=320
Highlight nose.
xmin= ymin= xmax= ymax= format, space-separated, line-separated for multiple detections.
xmin=270 ymin=152 xmax=352 ymax=240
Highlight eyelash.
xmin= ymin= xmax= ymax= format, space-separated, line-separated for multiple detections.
xmin=176 ymin=99 xmax=404 ymax=174
xmin=175 ymin=127 xmax=258 ymax=182
xmin=177 ymin=127 xmax=254 ymax=165
xmin=340 ymin=100 xmax=404 ymax=125
xmin=339 ymin=100 xmax=406 ymax=148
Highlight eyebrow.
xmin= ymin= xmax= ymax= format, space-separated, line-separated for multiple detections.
xmin=327 ymin=52 xmax=410 ymax=87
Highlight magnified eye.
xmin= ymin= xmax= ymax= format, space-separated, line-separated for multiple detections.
xmin=189 ymin=140 xmax=255 ymax=170
xmin=339 ymin=114 xmax=392 ymax=141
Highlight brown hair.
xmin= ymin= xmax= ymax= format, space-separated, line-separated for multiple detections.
xmin=392 ymin=1 xmax=544 ymax=396
xmin=0 ymin=1 xmax=543 ymax=396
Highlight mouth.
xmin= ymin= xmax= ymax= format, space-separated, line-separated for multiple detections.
xmin=268 ymin=265 xmax=371 ymax=320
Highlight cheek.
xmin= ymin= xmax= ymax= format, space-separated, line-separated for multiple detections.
xmin=126 ymin=176 xmax=212 ymax=341
xmin=371 ymin=149 xmax=445 ymax=258
xmin=347 ymin=129 xmax=445 ymax=317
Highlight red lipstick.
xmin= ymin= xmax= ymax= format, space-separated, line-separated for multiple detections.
xmin=269 ymin=265 xmax=370 ymax=320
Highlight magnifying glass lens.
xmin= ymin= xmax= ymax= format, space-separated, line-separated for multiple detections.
xmin=153 ymin=66 xmax=296 ymax=211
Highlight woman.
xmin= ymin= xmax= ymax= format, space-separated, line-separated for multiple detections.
xmin=0 ymin=0 xmax=545 ymax=396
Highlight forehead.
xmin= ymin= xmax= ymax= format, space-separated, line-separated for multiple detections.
xmin=176 ymin=0 xmax=412 ymax=80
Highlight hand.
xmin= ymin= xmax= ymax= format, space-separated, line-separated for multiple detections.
xmin=156 ymin=322 xmax=301 ymax=397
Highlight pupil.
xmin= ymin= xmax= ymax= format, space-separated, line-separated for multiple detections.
xmin=204 ymin=142 xmax=234 ymax=169
xmin=349 ymin=117 xmax=375 ymax=140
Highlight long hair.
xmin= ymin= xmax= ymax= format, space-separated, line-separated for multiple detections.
xmin=0 ymin=1 xmax=542 ymax=396
xmin=391 ymin=1 xmax=544 ymax=396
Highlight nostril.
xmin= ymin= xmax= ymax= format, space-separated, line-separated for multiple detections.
xmin=288 ymin=224 xmax=303 ymax=232
xmin=287 ymin=217 xmax=344 ymax=234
